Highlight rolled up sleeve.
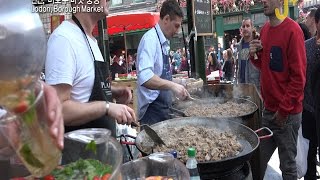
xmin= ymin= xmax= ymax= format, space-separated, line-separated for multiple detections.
xmin=137 ymin=34 xmax=158 ymax=86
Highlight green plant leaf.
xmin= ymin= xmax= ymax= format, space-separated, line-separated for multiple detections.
xmin=19 ymin=143 xmax=44 ymax=168
xmin=22 ymin=93 xmax=36 ymax=125
xmin=85 ymin=140 xmax=97 ymax=155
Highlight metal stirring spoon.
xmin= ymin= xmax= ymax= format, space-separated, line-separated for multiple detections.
xmin=131 ymin=121 xmax=166 ymax=146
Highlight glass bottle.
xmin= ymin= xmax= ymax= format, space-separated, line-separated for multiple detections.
xmin=186 ymin=147 xmax=200 ymax=180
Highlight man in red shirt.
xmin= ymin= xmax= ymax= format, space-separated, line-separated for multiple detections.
xmin=249 ymin=0 xmax=306 ymax=179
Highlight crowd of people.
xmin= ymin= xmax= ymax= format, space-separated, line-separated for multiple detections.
xmin=169 ymin=48 xmax=190 ymax=74
xmin=205 ymin=18 xmax=260 ymax=87
xmin=1 ymin=0 xmax=320 ymax=180
xmin=110 ymin=51 xmax=137 ymax=80
xmin=203 ymin=5 xmax=320 ymax=180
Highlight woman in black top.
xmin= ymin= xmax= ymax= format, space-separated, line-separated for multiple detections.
xmin=207 ymin=51 xmax=221 ymax=72
xmin=222 ymin=49 xmax=234 ymax=81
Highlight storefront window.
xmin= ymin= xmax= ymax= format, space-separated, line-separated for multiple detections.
xmin=111 ymin=0 xmax=123 ymax=6
xmin=223 ymin=15 xmax=243 ymax=25
xmin=252 ymin=13 xmax=267 ymax=26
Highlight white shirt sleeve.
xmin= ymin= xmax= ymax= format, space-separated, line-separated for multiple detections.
xmin=45 ymin=34 xmax=76 ymax=86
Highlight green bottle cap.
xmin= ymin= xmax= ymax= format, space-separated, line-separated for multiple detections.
xmin=188 ymin=147 xmax=196 ymax=157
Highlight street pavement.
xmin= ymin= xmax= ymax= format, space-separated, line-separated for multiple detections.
xmin=264 ymin=148 xmax=320 ymax=180
xmin=264 ymin=148 xmax=282 ymax=180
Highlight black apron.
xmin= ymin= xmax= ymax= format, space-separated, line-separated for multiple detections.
xmin=140 ymin=27 xmax=172 ymax=125
xmin=64 ymin=16 xmax=116 ymax=137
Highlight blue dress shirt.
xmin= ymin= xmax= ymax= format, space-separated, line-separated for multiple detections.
xmin=137 ymin=23 xmax=170 ymax=120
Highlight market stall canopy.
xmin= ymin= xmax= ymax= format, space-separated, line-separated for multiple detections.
xmin=93 ymin=12 xmax=160 ymax=36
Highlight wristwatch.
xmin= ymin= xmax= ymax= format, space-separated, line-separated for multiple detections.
xmin=105 ymin=101 xmax=110 ymax=115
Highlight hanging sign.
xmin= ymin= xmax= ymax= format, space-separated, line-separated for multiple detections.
xmin=192 ymin=0 xmax=213 ymax=36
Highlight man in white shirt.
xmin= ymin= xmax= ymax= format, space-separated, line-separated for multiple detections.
xmin=46 ymin=0 xmax=136 ymax=136
xmin=137 ymin=0 xmax=189 ymax=125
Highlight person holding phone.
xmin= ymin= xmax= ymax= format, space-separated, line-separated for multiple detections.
xmin=234 ymin=18 xmax=260 ymax=90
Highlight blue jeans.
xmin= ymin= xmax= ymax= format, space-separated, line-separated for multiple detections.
xmin=260 ymin=109 xmax=301 ymax=180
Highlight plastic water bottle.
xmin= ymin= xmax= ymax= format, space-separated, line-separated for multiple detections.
xmin=186 ymin=147 xmax=200 ymax=180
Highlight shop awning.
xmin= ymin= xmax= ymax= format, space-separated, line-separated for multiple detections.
xmin=93 ymin=12 xmax=160 ymax=36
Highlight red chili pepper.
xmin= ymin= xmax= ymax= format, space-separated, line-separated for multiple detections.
xmin=101 ymin=174 xmax=111 ymax=180
xmin=13 ymin=101 xmax=28 ymax=113
xmin=43 ymin=175 xmax=55 ymax=180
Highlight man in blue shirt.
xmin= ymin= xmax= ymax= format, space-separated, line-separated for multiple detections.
xmin=137 ymin=0 xmax=189 ymax=125
xmin=217 ymin=43 xmax=224 ymax=64
xmin=235 ymin=18 xmax=260 ymax=90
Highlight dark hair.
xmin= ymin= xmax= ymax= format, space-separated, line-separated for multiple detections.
xmin=315 ymin=7 xmax=320 ymax=24
xmin=308 ymin=8 xmax=318 ymax=18
xmin=226 ymin=48 xmax=234 ymax=60
xmin=209 ymin=52 xmax=221 ymax=71
xmin=210 ymin=52 xmax=218 ymax=62
xmin=160 ymin=0 xmax=183 ymax=20
xmin=298 ymin=23 xmax=311 ymax=40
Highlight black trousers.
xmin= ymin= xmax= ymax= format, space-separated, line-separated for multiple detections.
xmin=302 ymin=109 xmax=318 ymax=180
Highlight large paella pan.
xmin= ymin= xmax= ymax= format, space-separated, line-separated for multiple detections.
xmin=171 ymin=97 xmax=258 ymax=119
xmin=134 ymin=117 xmax=272 ymax=177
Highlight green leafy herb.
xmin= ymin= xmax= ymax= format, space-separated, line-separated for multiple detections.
xmin=50 ymin=159 xmax=112 ymax=180
xmin=27 ymin=92 xmax=36 ymax=106
xmin=21 ymin=106 xmax=36 ymax=125
xmin=19 ymin=143 xmax=44 ymax=168
xmin=85 ymin=140 xmax=97 ymax=155
xmin=87 ymin=159 xmax=112 ymax=177
xmin=22 ymin=93 xmax=36 ymax=125
xmin=62 ymin=166 xmax=73 ymax=176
